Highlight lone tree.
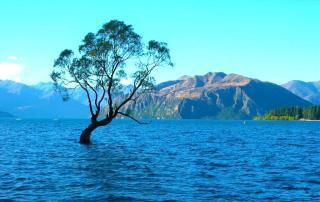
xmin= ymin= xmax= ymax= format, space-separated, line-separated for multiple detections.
xmin=51 ymin=20 xmax=172 ymax=144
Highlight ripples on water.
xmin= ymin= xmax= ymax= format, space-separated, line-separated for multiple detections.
xmin=0 ymin=119 xmax=320 ymax=201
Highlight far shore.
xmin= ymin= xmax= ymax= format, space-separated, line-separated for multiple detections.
xmin=299 ymin=119 xmax=320 ymax=122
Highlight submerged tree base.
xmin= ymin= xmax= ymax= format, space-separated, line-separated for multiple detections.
xmin=80 ymin=133 xmax=91 ymax=144
xmin=79 ymin=125 xmax=96 ymax=144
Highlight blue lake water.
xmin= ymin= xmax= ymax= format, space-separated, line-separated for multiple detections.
xmin=0 ymin=119 xmax=320 ymax=201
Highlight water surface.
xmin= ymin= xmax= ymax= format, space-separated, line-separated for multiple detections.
xmin=1 ymin=120 xmax=320 ymax=201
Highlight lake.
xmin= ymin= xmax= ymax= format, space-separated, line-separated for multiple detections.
xmin=1 ymin=119 xmax=320 ymax=201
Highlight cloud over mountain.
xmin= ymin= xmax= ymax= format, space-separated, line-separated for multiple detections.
xmin=0 ymin=59 xmax=23 ymax=82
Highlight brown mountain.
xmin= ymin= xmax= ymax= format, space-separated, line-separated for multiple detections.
xmin=125 ymin=72 xmax=311 ymax=119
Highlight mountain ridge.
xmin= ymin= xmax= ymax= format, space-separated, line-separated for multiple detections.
xmin=0 ymin=110 xmax=15 ymax=118
xmin=124 ymin=72 xmax=311 ymax=119
xmin=282 ymin=80 xmax=320 ymax=104
xmin=0 ymin=80 xmax=89 ymax=118
xmin=0 ymin=72 xmax=314 ymax=119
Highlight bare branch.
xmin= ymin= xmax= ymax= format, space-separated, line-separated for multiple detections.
xmin=117 ymin=111 xmax=149 ymax=124
xmin=70 ymin=71 xmax=95 ymax=117
xmin=85 ymin=80 xmax=99 ymax=110
xmin=79 ymin=83 xmax=95 ymax=117
xmin=97 ymin=82 xmax=106 ymax=114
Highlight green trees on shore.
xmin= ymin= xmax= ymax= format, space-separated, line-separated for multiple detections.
xmin=255 ymin=105 xmax=320 ymax=120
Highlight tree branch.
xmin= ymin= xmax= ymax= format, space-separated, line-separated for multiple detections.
xmin=106 ymin=52 xmax=123 ymax=118
xmin=85 ymin=80 xmax=99 ymax=111
xmin=97 ymin=82 xmax=106 ymax=115
xmin=71 ymin=71 xmax=95 ymax=118
xmin=117 ymin=111 xmax=149 ymax=124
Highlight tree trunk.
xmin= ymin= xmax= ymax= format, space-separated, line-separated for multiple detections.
xmin=80 ymin=123 xmax=97 ymax=144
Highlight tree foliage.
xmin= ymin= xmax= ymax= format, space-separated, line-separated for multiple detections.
xmin=51 ymin=20 xmax=173 ymax=125
xmin=255 ymin=105 xmax=320 ymax=120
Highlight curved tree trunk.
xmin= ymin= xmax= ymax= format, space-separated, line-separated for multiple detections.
xmin=80 ymin=123 xmax=97 ymax=144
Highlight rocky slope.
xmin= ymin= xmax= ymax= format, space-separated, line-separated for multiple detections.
xmin=125 ymin=72 xmax=311 ymax=119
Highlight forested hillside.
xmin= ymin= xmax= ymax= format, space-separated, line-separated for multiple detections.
xmin=256 ymin=105 xmax=320 ymax=120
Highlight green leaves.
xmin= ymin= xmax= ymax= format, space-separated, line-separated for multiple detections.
xmin=147 ymin=40 xmax=173 ymax=67
xmin=53 ymin=49 xmax=73 ymax=68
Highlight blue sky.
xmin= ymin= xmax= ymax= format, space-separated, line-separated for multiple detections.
xmin=1 ymin=0 xmax=319 ymax=85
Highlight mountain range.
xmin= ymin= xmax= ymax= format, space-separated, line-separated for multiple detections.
xmin=125 ymin=72 xmax=311 ymax=119
xmin=0 ymin=80 xmax=88 ymax=118
xmin=282 ymin=80 xmax=320 ymax=104
xmin=0 ymin=110 xmax=15 ymax=118
xmin=0 ymin=72 xmax=318 ymax=119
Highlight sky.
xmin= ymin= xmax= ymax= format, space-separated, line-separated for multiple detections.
xmin=1 ymin=0 xmax=320 ymax=85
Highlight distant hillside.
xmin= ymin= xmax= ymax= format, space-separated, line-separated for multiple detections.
xmin=0 ymin=111 xmax=14 ymax=118
xmin=282 ymin=80 xmax=320 ymax=104
xmin=33 ymin=82 xmax=88 ymax=105
xmin=33 ymin=82 xmax=133 ymax=106
xmin=124 ymin=72 xmax=311 ymax=119
xmin=0 ymin=80 xmax=89 ymax=118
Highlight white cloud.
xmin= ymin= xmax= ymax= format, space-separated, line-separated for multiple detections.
xmin=0 ymin=62 xmax=24 ymax=82
xmin=7 ymin=56 xmax=18 ymax=61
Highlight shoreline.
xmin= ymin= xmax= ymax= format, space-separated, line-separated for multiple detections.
xmin=299 ymin=119 xmax=320 ymax=122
